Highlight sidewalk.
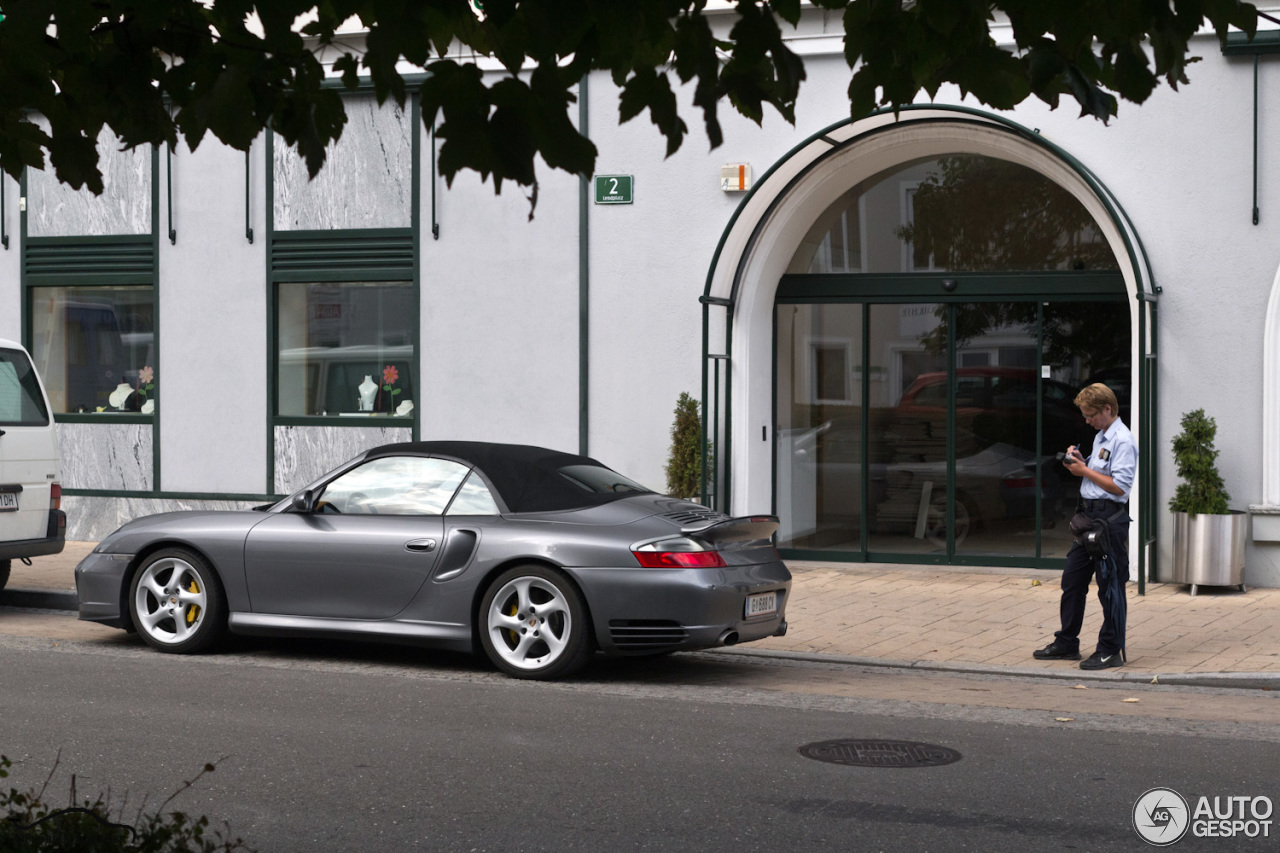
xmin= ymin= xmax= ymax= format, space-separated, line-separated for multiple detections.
xmin=7 ymin=544 xmax=1280 ymax=682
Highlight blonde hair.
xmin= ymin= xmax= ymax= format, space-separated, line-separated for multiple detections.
xmin=1074 ymin=383 xmax=1119 ymax=416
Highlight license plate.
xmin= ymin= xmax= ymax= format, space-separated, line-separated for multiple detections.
xmin=745 ymin=591 xmax=777 ymax=618
xmin=0 ymin=492 xmax=17 ymax=512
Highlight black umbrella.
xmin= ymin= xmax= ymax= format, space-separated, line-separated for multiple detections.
xmin=1095 ymin=551 xmax=1127 ymax=657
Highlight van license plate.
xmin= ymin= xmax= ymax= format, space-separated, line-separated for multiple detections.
xmin=745 ymin=591 xmax=777 ymax=618
xmin=0 ymin=492 xmax=17 ymax=512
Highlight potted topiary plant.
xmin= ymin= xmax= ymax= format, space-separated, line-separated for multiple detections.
xmin=1167 ymin=409 xmax=1247 ymax=594
xmin=665 ymin=392 xmax=703 ymax=501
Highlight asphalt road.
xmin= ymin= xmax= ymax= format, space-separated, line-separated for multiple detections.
xmin=2 ymin=611 xmax=1279 ymax=852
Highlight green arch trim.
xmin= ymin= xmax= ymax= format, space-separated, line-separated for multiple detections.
xmin=701 ymin=104 xmax=1156 ymax=305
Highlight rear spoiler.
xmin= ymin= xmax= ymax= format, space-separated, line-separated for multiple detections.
xmin=681 ymin=515 xmax=779 ymax=545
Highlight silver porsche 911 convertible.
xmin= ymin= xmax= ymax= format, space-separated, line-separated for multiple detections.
xmin=75 ymin=441 xmax=791 ymax=679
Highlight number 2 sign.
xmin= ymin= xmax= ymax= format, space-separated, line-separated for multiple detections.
xmin=593 ymin=175 xmax=634 ymax=204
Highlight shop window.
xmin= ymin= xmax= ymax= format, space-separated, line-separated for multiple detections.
xmin=28 ymin=285 xmax=156 ymax=414
xmin=276 ymin=281 xmax=415 ymax=417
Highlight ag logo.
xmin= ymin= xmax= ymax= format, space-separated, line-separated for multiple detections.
xmin=1134 ymin=787 xmax=1190 ymax=846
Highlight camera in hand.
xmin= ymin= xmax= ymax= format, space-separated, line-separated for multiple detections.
xmin=1056 ymin=451 xmax=1068 ymax=462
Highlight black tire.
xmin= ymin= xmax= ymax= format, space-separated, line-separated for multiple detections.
xmin=128 ymin=547 xmax=227 ymax=654
xmin=0 ymin=559 xmax=9 ymax=593
xmin=478 ymin=564 xmax=592 ymax=680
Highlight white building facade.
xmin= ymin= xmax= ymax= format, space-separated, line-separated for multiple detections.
xmin=3 ymin=9 xmax=1280 ymax=587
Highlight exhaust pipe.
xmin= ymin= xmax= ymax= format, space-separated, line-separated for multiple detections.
xmin=717 ymin=629 xmax=739 ymax=646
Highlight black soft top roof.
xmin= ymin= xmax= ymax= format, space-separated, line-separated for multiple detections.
xmin=366 ymin=440 xmax=652 ymax=513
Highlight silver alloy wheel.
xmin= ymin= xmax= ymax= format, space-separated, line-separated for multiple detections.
xmin=485 ymin=575 xmax=573 ymax=671
xmin=133 ymin=555 xmax=210 ymax=646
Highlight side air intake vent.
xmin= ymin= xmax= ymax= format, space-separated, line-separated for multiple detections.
xmin=661 ymin=509 xmax=730 ymax=526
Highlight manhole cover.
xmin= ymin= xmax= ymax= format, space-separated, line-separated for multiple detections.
xmin=797 ymin=739 xmax=962 ymax=768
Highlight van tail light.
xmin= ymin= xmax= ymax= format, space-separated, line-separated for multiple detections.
xmin=50 ymin=483 xmax=61 ymax=511
xmin=632 ymin=537 xmax=727 ymax=568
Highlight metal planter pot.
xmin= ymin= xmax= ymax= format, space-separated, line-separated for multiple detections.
xmin=1169 ymin=510 xmax=1248 ymax=595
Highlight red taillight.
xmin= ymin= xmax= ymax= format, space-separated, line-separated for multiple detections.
xmin=50 ymin=483 xmax=61 ymax=511
xmin=632 ymin=550 xmax=727 ymax=568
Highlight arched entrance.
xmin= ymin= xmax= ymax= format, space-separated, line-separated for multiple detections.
xmin=702 ymin=107 xmax=1158 ymax=579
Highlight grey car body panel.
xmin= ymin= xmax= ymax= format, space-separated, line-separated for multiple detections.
xmin=76 ymin=443 xmax=792 ymax=660
xmin=242 ymin=513 xmax=445 ymax=618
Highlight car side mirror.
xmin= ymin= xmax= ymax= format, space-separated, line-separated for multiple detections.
xmin=292 ymin=489 xmax=315 ymax=513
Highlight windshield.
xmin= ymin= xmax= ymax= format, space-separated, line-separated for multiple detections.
xmin=558 ymin=464 xmax=653 ymax=495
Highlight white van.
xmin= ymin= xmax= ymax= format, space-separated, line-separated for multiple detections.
xmin=0 ymin=338 xmax=65 ymax=591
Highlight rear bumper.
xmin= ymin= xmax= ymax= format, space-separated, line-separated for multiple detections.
xmin=0 ymin=510 xmax=66 ymax=561
xmin=568 ymin=560 xmax=792 ymax=655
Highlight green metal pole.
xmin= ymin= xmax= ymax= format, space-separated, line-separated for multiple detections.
xmin=578 ymin=74 xmax=590 ymax=456
xmin=1254 ymin=54 xmax=1261 ymax=226
xmin=245 ymin=150 xmax=254 ymax=243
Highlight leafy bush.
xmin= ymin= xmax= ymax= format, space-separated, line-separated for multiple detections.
xmin=1168 ymin=409 xmax=1231 ymax=515
xmin=0 ymin=754 xmax=254 ymax=853
xmin=664 ymin=392 xmax=703 ymax=498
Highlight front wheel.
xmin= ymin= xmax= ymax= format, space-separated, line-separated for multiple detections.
xmin=479 ymin=565 xmax=592 ymax=680
xmin=129 ymin=548 xmax=227 ymax=654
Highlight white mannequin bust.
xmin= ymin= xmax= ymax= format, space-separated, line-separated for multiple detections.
xmin=108 ymin=382 xmax=134 ymax=410
xmin=358 ymin=375 xmax=378 ymax=411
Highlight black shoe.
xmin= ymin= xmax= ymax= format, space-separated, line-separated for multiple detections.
xmin=1033 ymin=641 xmax=1082 ymax=661
xmin=1079 ymin=650 xmax=1125 ymax=670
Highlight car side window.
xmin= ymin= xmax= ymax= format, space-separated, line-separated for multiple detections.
xmin=318 ymin=456 xmax=469 ymax=516
xmin=445 ymin=471 xmax=500 ymax=515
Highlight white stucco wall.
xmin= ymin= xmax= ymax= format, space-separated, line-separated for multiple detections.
xmin=420 ymin=153 xmax=581 ymax=458
xmin=159 ymin=138 xmax=268 ymax=495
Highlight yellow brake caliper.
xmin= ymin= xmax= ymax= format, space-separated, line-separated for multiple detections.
xmin=186 ymin=579 xmax=201 ymax=624
xmin=507 ymin=600 xmax=519 ymax=644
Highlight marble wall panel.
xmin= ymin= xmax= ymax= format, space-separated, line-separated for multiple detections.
xmin=57 ymin=422 xmax=153 ymax=491
xmin=274 ymin=424 xmax=412 ymax=494
xmin=27 ymin=124 xmax=152 ymax=237
xmin=63 ymin=496 xmax=261 ymax=541
xmin=274 ymin=94 xmax=412 ymax=231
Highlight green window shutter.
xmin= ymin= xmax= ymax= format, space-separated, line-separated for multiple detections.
xmin=25 ymin=236 xmax=155 ymax=285
xmin=271 ymin=229 xmax=414 ymax=281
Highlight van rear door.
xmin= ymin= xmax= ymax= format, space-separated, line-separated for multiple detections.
xmin=0 ymin=345 xmax=60 ymax=543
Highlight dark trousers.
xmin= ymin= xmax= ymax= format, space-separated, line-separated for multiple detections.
xmin=1054 ymin=509 xmax=1130 ymax=656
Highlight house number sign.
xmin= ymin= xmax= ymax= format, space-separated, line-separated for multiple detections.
xmin=594 ymin=175 xmax=634 ymax=204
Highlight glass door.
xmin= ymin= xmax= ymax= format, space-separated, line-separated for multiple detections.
xmin=775 ymin=293 xmax=1130 ymax=566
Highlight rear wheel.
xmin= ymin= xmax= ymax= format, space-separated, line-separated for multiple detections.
xmin=129 ymin=548 xmax=226 ymax=654
xmin=0 ymin=559 xmax=9 ymax=592
xmin=479 ymin=565 xmax=591 ymax=680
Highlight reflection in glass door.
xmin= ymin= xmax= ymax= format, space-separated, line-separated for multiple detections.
xmin=776 ymin=304 xmax=864 ymax=550
xmin=950 ymin=303 xmax=1041 ymax=559
xmin=866 ymin=303 xmax=949 ymax=556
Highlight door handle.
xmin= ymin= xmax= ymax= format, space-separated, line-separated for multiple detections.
xmin=405 ymin=538 xmax=437 ymax=553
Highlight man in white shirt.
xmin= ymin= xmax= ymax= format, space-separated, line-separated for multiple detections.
xmin=1033 ymin=383 xmax=1137 ymax=670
